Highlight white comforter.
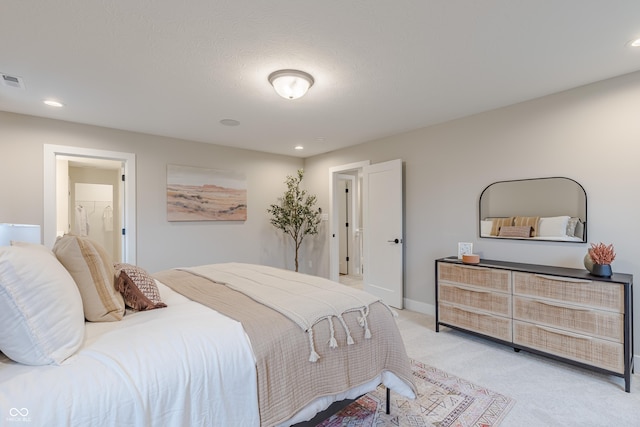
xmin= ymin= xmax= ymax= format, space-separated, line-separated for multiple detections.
xmin=0 ymin=283 xmax=260 ymax=426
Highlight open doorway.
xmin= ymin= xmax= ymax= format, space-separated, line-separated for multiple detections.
xmin=329 ymin=161 xmax=369 ymax=286
xmin=43 ymin=145 xmax=137 ymax=264
xmin=66 ymin=161 xmax=122 ymax=262
xmin=337 ymin=173 xmax=360 ymax=279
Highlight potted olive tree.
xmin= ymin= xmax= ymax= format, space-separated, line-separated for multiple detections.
xmin=267 ymin=169 xmax=321 ymax=272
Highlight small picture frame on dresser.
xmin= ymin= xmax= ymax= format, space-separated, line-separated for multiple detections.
xmin=457 ymin=242 xmax=473 ymax=259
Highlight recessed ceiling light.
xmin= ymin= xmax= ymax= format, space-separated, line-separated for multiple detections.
xmin=294 ymin=145 xmax=304 ymax=150
xmin=43 ymin=99 xmax=64 ymax=107
xmin=219 ymin=119 xmax=240 ymax=126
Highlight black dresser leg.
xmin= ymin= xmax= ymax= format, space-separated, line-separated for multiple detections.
xmin=386 ymin=387 xmax=390 ymax=414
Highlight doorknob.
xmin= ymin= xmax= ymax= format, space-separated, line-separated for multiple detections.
xmin=387 ymin=238 xmax=400 ymax=244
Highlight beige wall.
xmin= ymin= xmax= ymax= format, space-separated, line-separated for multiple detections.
xmin=0 ymin=112 xmax=304 ymax=273
xmin=303 ymin=71 xmax=640 ymax=325
xmin=2 ymin=70 xmax=639 ymax=349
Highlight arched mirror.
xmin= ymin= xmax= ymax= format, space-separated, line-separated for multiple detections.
xmin=479 ymin=177 xmax=587 ymax=242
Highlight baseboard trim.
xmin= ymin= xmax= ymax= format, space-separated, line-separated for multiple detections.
xmin=403 ymin=298 xmax=434 ymax=316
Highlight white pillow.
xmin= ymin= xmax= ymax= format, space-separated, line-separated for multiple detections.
xmin=0 ymin=244 xmax=85 ymax=365
xmin=538 ymin=216 xmax=570 ymax=237
xmin=480 ymin=220 xmax=493 ymax=236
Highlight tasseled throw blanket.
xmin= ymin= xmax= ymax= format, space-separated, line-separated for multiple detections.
xmin=181 ymin=262 xmax=389 ymax=362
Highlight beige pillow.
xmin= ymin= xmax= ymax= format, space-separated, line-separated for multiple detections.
xmin=490 ymin=217 xmax=514 ymax=236
xmin=513 ymin=216 xmax=540 ymax=236
xmin=53 ymin=234 xmax=125 ymax=322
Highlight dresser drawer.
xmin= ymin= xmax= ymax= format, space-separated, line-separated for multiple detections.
xmin=513 ymin=321 xmax=624 ymax=373
xmin=513 ymin=296 xmax=623 ymax=342
xmin=439 ymin=283 xmax=511 ymax=317
xmin=439 ymin=302 xmax=512 ymax=341
xmin=513 ymin=272 xmax=624 ymax=313
xmin=438 ymin=262 xmax=511 ymax=293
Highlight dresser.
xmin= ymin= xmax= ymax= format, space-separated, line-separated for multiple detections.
xmin=435 ymin=257 xmax=634 ymax=392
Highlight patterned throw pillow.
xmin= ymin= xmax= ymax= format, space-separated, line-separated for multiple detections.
xmin=114 ymin=263 xmax=167 ymax=311
xmin=566 ymin=217 xmax=580 ymax=237
xmin=498 ymin=225 xmax=533 ymax=238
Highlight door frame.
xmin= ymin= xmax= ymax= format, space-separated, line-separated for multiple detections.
xmin=43 ymin=144 xmax=137 ymax=264
xmin=328 ymin=161 xmax=369 ymax=282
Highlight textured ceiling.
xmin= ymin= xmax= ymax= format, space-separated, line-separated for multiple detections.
xmin=1 ymin=1 xmax=640 ymax=157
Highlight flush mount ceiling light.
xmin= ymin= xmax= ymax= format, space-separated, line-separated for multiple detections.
xmin=629 ymin=38 xmax=640 ymax=47
xmin=268 ymin=69 xmax=314 ymax=100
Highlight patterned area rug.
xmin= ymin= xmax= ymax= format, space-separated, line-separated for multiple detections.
xmin=317 ymin=359 xmax=515 ymax=427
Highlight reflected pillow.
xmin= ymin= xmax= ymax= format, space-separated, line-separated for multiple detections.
xmin=53 ymin=234 xmax=125 ymax=322
xmin=573 ymin=219 xmax=585 ymax=240
xmin=480 ymin=220 xmax=493 ymax=236
xmin=566 ymin=217 xmax=580 ymax=237
xmin=514 ymin=216 xmax=540 ymax=237
xmin=0 ymin=244 xmax=84 ymax=365
xmin=490 ymin=217 xmax=514 ymax=236
xmin=538 ymin=216 xmax=570 ymax=237
xmin=498 ymin=225 xmax=533 ymax=238
xmin=114 ymin=263 xmax=167 ymax=311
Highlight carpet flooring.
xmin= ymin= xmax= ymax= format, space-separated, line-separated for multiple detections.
xmin=316 ymin=359 xmax=515 ymax=426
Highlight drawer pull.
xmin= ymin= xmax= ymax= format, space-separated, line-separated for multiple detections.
xmin=535 ymin=299 xmax=591 ymax=312
xmin=533 ymin=274 xmax=591 ymax=284
xmin=456 ymin=264 xmax=491 ymax=271
xmin=443 ymin=303 xmax=504 ymax=319
xmin=535 ymin=325 xmax=593 ymax=340
xmin=450 ymin=285 xmax=491 ymax=294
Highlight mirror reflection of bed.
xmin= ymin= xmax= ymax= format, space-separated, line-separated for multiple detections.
xmin=479 ymin=177 xmax=587 ymax=242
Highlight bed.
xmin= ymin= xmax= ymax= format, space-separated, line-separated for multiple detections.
xmin=0 ymin=236 xmax=416 ymax=426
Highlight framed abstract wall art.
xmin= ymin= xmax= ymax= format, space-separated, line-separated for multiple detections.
xmin=167 ymin=164 xmax=247 ymax=221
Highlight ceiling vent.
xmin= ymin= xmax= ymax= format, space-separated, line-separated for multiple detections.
xmin=1 ymin=73 xmax=26 ymax=90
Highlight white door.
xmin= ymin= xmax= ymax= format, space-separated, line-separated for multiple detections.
xmin=362 ymin=159 xmax=403 ymax=308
